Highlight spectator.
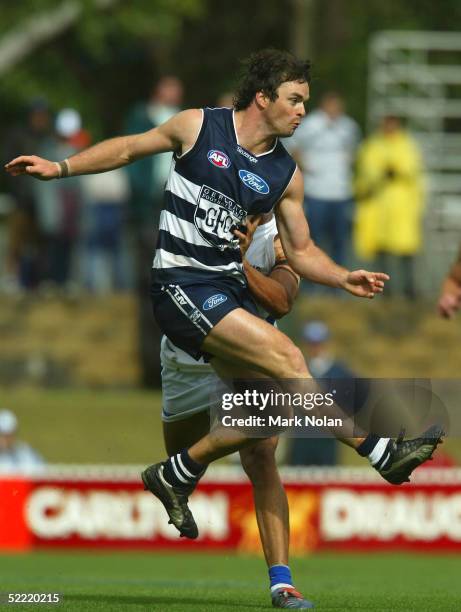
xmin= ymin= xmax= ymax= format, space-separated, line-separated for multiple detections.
xmin=354 ymin=115 xmax=425 ymax=299
xmin=289 ymin=321 xmax=357 ymax=466
xmin=301 ymin=321 xmax=355 ymax=379
xmin=124 ymin=76 xmax=184 ymax=228
xmin=0 ymin=409 xmax=45 ymax=473
xmin=3 ymin=99 xmax=54 ymax=291
xmin=34 ymin=108 xmax=83 ymax=290
xmin=288 ymin=92 xmax=360 ymax=276
xmin=81 ymin=168 xmax=130 ymax=294
xmin=124 ymin=76 xmax=184 ymax=386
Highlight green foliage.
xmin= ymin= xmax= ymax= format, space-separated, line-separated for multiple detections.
xmin=0 ymin=0 xmax=204 ymax=138
xmin=1 ymin=1 xmax=461 ymax=141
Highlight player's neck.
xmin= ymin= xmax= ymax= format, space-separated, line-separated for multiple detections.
xmin=233 ymin=109 xmax=277 ymax=156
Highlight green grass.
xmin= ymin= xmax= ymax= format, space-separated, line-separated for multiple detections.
xmin=0 ymin=388 xmax=165 ymax=464
xmin=0 ymin=551 xmax=460 ymax=611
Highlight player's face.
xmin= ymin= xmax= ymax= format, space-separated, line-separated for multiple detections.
xmin=265 ymin=80 xmax=309 ymax=137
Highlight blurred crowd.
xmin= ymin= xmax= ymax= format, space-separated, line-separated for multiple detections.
xmin=1 ymin=76 xmax=184 ymax=299
xmin=1 ymin=84 xmax=427 ymax=300
xmin=2 ymin=98 xmax=128 ymax=296
xmin=287 ymin=92 xmax=425 ymax=299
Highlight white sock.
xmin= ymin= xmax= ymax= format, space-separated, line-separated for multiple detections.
xmin=368 ymin=437 xmax=391 ymax=468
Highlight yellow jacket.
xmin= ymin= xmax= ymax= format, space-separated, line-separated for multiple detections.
xmin=354 ymin=130 xmax=424 ymax=259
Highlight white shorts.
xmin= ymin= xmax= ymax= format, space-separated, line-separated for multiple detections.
xmin=161 ymin=361 xmax=224 ymax=423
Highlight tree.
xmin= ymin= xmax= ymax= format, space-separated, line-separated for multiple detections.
xmin=0 ymin=0 xmax=204 ymax=138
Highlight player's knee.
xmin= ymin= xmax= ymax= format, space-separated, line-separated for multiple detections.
xmin=240 ymin=437 xmax=278 ymax=483
xmin=271 ymin=342 xmax=306 ymax=378
xmin=285 ymin=344 xmax=307 ymax=376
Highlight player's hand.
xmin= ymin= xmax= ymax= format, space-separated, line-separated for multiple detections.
xmin=342 ymin=269 xmax=390 ymax=298
xmin=233 ymin=214 xmax=262 ymax=257
xmin=4 ymin=155 xmax=59 ymax=181
xmin=437 ymin=278 xmax=461 ymax=318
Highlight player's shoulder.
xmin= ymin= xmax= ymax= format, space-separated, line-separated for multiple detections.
xmin=173 ymin=108 xmax=203 ymax=128
xmin=167 ymin=109 xmax=204 ymax=151
xmin=283 ymin=164 xmax=303 ymax=194
xmin=204 ymin=105 xmax=232 ymax=112
xmin=202 ymin=106 xmax=233 ymax=131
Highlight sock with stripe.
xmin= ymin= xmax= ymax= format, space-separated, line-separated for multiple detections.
xmin=357 ymin=434 xmax=392 ymax=470
xmin=269 ymin=564 xmax=294 ymax=593
xmin=162 ymin=449 xmax=207 ymax=488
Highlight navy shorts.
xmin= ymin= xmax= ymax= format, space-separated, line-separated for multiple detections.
xmin=151 ymin=278 xmax=260 ymax=361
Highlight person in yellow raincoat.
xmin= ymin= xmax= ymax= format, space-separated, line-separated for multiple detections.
xmin=354 ymin=115 xmax=425 ymax=298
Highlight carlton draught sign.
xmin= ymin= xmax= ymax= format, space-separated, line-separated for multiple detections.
xmin=1 ymin=467 xmax=461 ymax=552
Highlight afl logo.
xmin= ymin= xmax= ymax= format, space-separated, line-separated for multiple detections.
xmin=238 ymin=170 xmax=270 ymax=194
xmin=207 ymin=150 xmax=231 ymax=169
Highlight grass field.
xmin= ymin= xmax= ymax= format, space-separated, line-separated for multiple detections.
xmin=0 ymin=388 xmax=164 ymax=465
xmin=0 ymin=551 xmax=460 ymax=611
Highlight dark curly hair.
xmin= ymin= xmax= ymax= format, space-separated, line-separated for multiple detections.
xmin=233 ymin=49 xmax=311 ymax=111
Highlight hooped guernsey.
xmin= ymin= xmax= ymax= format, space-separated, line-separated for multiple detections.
xmin=161 ymin=216 xmax=279 ymax=372
xmin=152 ymin=107 xmax=296 ymax=285
xmin=160 ymin=217 xmax=281 ymax=422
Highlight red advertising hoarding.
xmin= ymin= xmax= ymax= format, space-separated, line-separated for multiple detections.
xmin=1 ymin=467 xmax=461 ymax=552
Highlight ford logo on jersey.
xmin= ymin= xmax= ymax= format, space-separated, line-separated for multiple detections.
xmin=203 ymin=294 xmax=228 ymax=310
xmin=207 ymin=150 xmax=231 ymax=169
xmin=238 ymin=170 xmax=270 ymax=194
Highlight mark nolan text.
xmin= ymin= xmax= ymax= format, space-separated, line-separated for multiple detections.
xmin=221 ymin=415 xmax=343 ymax=428
xmin=270 ymin=415 xmax=343 ymax=427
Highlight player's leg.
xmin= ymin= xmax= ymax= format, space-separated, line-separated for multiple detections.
xmin=154 ymin=301 xmax=314 ymax=469
xmin=160 ymin=376 xmax=314 ymax=607
xmin=163 ymin=412 xmax=210 ymax=455
xmin=159 ymin=302 xmax=441 ymax=480
xmin=159 ymin=350 xmax=290 ymax=572
xmin=160 ymin=359 xmax=216 ymax=454
xmin=144 ymin=281 xmax=297 ymax=537
xmin=240 ymin=437 xmax=288 ymax=565
xmin=160 ymin=346 xmax=312 ymax=607
xmin=202 ymin=306 xmax=308 ymax=378
xmin=190 ymin=309 xmax=364 ymax=464
xmin=240 ymin=438 xmax=314 ymax=609
xmin=146 ymin=282 xmax=443 ymax=538
xmin=142 ymin=348 xmax=219 ymax=539
xmin=184 ymin=311 xmax=308 ymax=467
xmin=197 ymin=335 xmax=444 ymax=481
xmin=159 ymin=303 xmax=443 ymax=493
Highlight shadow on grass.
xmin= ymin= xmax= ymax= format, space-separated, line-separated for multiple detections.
xmin=65 ymin=593 xmax=264 ymax=608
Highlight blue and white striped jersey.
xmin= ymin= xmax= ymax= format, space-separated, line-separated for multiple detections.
xmin=152 ymin=107 xmax=296 ymax=285
xmin=160 ymin=217 xmax=279 ymax=371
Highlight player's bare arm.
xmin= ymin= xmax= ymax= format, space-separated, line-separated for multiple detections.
xmin=438 ymin=245 xmax=461 ymax=318
xmin=232 ymin=214 xmax=299 ymax=318
xmin=243 ymin=236 xmax=299 ymax=318
xmin=269 ymin=236 xmax=300 ymax=309
xmin=4 ymin=109 xmax=203 ymax=180
xmin=275 ymin=168 xmax=389 ymax=298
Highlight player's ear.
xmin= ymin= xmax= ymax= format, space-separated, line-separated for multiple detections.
xmin=255 ymin=91 xmax=270 ymax=109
